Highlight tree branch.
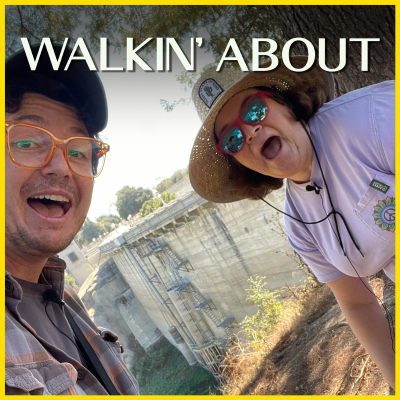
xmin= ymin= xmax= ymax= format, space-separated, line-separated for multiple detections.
xmin=17 ymin=5 xmax=41 ymax=40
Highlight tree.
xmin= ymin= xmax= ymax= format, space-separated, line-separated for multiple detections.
xmin=115 ymin=186 xmax=153 ymax=219
xmin=139 ymin=191 xmax=177 ymax=217
xmin=6 ymin=6 xmax=394 ymax=109
xmin=155 ymin=168 xmax=188 ymax=194
xmin=267 ymin=6 xmax=394 ymax=95
xmin=96 ymin=214 xmax=121 ymax=232
xmin=75 ymin=218 xmax=105 ymax=246
xmin=65 ymin=273 xmax=77 ymax=289
xmin=140 ymin=198 xmax=163 ymax=218
xmin=5 ymin=6 xmax=282 ymax=58
xmin=161 ymin=191 xmax=177 ymax=204
xmin=6 ymin=6 xmax=393 ymax=91
xmin=5 ymin=5 xmax=83 ymax=56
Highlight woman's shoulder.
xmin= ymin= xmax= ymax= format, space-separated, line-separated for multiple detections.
xmin=311 ymin=80 xmax=394 ymax=173
xmin=315 ymin=80 xmax=394 ymax=116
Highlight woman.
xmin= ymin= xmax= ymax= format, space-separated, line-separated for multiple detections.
xmin=189 ymin=57 xmax=395 ymax=389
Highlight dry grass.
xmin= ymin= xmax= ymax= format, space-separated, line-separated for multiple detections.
xmin=220 ymin=277 xmax=392 ymax=395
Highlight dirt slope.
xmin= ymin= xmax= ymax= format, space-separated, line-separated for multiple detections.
xmin=223 ymin=277 xmax=394 ymax=395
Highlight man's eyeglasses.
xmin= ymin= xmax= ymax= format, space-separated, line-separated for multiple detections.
xmin=5 ymin=122 xmax=110 ymax=178
xmin=215 ymin=91 xmax=272 ymax=155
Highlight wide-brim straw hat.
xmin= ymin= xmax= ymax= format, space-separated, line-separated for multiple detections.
xmin=189 ymin=56 xmax=335 ymax=203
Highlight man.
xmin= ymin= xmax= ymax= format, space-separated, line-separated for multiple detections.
xmin=5 ymin=43 xmax=139 ymax=395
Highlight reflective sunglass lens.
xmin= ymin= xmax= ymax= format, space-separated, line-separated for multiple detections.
xmin=242 ymin=96 xmax=268 ymax=123
xmin=221 ymin=127 xmax=244 ymax=154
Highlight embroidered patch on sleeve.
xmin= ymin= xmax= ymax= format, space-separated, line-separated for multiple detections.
xmin=373 ymin=196 xmax=395 ymax=232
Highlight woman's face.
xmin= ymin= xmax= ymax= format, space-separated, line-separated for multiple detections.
xmin=214 ymin=89 xmax=313 ymax=183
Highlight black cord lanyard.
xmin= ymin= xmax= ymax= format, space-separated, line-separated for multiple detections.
xmin=43 ymin=289 xmax=121 ymax=394
xmin=256 ymin=121 xmax=395 ymax=352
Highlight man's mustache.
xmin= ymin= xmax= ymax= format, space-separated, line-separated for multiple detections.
xmin=20 ymin=179 xmax=80 ymax=204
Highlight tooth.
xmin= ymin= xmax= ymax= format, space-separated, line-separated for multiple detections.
xmin=30 ymin=194 xmax=70 ymax=202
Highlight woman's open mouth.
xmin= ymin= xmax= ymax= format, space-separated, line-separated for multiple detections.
xmin=262 ymin=136 xmax=282 ymax=160
xmin=27 ymin=195 xmax=71 ymax=218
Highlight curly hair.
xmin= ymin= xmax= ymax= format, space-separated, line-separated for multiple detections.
xmin=226 ymin=85 xmax=322 ymax=200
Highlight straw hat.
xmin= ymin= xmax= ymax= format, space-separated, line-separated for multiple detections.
xmin=189 ymin=56 xmax=335 ymax=203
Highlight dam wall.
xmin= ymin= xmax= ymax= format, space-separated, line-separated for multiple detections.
xmin=96 ymin=180 xmax=305 ymax=377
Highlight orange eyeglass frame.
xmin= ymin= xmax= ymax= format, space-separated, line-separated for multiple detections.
xmin=5 ymin=121 xmax=110 ymax=179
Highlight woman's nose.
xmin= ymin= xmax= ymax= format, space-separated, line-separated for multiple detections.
xmin=242 ymin=124 xmax=262 ymax=144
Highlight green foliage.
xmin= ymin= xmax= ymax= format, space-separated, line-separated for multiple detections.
xmin=5 ymin=5 xmax=82 ymax=56
xmin=161 ymin=191 xmax=177 ymax=204
xmin=155 ymin=168 xmax=188 ymax=194
xmin=95 ymin=214 xmax=121 ymax=232
xmin=240 ymin=276 xmax=282 ymax=342
xmin=6 ymin=6 xmax=283 ymax=111
xmin=115 ymin=186 xmax=153 ymax=219
xmin=140 ymin=197 xmax=163 ymax=217
xmin=131 ymin=340 xmax=220 ymax=395
xmin=65 ymin=273 xmax=77 ymax=289
xmin=160 ymin=64 xmax=216 ymax=111
xmin=75 ymin=218 xmax=106 ymax=247
xmin=7 ymin=5 xmax=282 ymax=59
xmin=139 ymin=192 xmax=177 ymax=217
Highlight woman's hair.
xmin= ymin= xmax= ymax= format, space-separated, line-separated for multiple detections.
xmin=227 ymin=86 xmax=321 ymax=200
xmin=6 ymin=72 xmax=95 ymax=137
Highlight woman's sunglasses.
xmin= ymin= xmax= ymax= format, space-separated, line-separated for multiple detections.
xmin=215 ymin=91 xmax=272 ymax=155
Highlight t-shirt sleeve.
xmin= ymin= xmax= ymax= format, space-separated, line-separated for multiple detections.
xmin=284 ymin=217 xmax=344 ymax=283
xmin=372 ymin=81 xmax=395 ymax=174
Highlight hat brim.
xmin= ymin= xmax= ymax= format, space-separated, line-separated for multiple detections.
xmin=189 ymin=56 xmax=334 ymax=203
xmin=6 ymin=42 xmax=107 ymax=135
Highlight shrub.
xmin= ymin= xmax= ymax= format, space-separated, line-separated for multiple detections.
xmin=65 ymin=273 xmax=77 ymax=289
xmin=240 ymin=276 xmax=282 ymax=342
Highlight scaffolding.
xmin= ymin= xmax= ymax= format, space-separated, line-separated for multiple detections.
xmin=130 ymin=238 xmax=235 ymax=381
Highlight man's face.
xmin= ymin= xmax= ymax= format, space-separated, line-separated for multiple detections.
xmin=5 ymin=93 xmax=94 ymax=257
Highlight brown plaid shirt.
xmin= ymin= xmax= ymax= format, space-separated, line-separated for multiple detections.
xmin=5 ymin=256 xmax=139 ymax=395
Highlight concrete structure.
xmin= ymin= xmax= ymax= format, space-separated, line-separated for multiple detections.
xmin=167 ymin=176 xmax=192 ymax=197
xmin=97 ymin=179 xmax=305 ymax=379
xmin=78 ymin=258 xmax=163 ymax=370
xmin=58 ymin=240 xmax=94 ymax=288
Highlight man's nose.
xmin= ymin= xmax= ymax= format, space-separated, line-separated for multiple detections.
xmin=39 ymin=147 xmax=72 ymax=178
xmin=242 ymin=123 xmax=262 ymax=144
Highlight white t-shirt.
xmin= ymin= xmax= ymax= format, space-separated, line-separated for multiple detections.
xmin=284 ymin=81 xmax=395 ymax=283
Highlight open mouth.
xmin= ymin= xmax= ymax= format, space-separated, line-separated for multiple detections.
xmin=262 ymin=136 xmax=282 ymax=160
xmin=27 ymin=195 xmax=71 ymax=218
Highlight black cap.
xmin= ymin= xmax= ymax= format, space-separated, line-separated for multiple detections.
xmin=6 ymin=42 xmax=108 ymax=135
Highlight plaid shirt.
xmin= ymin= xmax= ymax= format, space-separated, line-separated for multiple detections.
xmin=5 ymin=256 xmax=139 ymax=395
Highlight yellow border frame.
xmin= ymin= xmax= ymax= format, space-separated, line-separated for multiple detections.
xmin=1 ymin=2 xmax=397 ymax=399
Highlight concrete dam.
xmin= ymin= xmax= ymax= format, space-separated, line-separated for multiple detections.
xmin=80 ymin=179 xmax=305 ymax=379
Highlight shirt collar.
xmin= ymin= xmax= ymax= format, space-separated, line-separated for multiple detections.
xmin=6 ymin=255 xmax=67 ymax=302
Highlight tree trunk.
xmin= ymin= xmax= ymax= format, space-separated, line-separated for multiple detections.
xmin=268 ymin=6 xmax=395 ymax=95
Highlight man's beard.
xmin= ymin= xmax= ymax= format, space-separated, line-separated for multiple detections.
xmin=6 ymin=223 xmax=77 ymax=257
xmin=6 ymin=177 xmax=83 ymax=257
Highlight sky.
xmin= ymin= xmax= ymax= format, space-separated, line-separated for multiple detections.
xmin=86 ymin=39 xmax=215 ymax=220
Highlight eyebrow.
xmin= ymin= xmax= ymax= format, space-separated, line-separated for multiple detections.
xmin=217 ymin=94 xmax=253 ymax=137
xmin=11 ymin=114 xmax=88 ymax=136
xmin=12 ymin=114 xmax=46 ymax=125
